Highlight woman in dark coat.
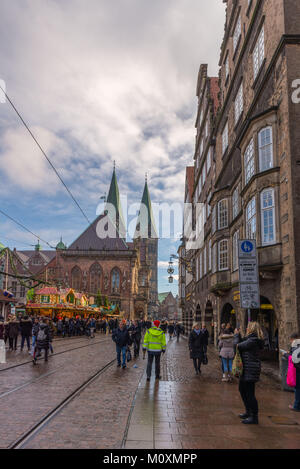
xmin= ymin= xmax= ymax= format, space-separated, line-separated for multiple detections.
xmin=8 ymin=316 xmax=20 ymax=351
xmin=188 ymin=323 xmax=206 ymax=375
xmin=236 ymin=322 xmax=264 ymax=425
xmin=20 ymin=316 xmax=32 ymax=352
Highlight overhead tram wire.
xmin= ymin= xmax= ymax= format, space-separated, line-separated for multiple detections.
xmin=0 ymin=84 xmax=91 ymax=226
xmin=0 ymin=208 xmax=55 ymax=249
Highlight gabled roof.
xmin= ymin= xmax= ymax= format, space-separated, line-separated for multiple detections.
xmin=134 ymin=179 xmax=158 ymax=239
xmin=158 ymin=292 xmax=170 ymax=304
xmin=67 ymin=213 xmax=129 ymax=251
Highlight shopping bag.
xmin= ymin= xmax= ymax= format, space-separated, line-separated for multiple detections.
xmin=287 ymin=355 xmax=297 ymax=388
xmin=232 ymin=348 xmax=243 ymax=378
xmin=0 ymin=339 xmax=6 ymax=364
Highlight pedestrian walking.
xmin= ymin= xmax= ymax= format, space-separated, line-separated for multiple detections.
xmin=188 ymin=323 xmax=206 ymax=375
xmin=112 ymin=321 xmax=130 ymax=369
xmin=130 ymin=320 xmax=142 ymax=358
xmin=284 ymin=332 xmax=300 ymax=412
xmin=236 ymin=322 xmax=264 ymax=425
xmin=33 ymin=319 xmax=50 ymax=364
xmin=168 ymin=322 xmax=175 ymax=340
xmin=175 ymin=322 xmax=181 ymax=342
xmin=20 ymin=316 xmax=32 ymax=353
xmin=8 ymin=316 xmax=20 ymax=351
xmin=218 ymin=330 xmax=235 ymax=382
xmin=143 ymin=320 xmax=166 ymax=381
xmin=31 ymin=317 xmax=40 ymax=355
xmin=0 ymin=316 xmax=6 ymax=364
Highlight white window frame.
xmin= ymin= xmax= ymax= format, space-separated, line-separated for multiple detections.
xmin=218 ymin=239 xmax=229 ymax=271
xmin=233 ymin=15 xmax=241 ymax=53
xmin=218 ymin=199 xmax=228 ymax=230
xmin=200 ymin=251 xmax=203 ymax=279
xmin=209 ymin=240 xmax=212 ymax=271
xmin=246 ymin=197 xmax=256 ymax=240
xmin=232 ymin=185 xmax=239 ymax=220
xmin=222 ymin=122 xmax=229 ymax=155
xmin=253 ymin=26 xmax=265 ymax=80
xmin=204 ymin=245 xmax=207 ymax=276
xmin=207 ymin=148 xmax=211 ymax=172
xmin=258 ymin=126 xmax=273 ymax=172
xmin=212 ymin=243 xmax=217 ymax=273
xmin=225 ymin=54 xmax=229 ymax=80
xmin=212 ymin=205 xmax=217 ymax=234
xmin=261 ymin=188 xmax=276 ymax=245
xmin=244 ymin=138 xmax=255 ymax=185
xmin=235 ymin=82 xmax=243 ymax=124
xmin=232 ymin=230 xmax=239 ymax=272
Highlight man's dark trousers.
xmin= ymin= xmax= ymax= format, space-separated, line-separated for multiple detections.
xmin=147 ymin=352 xmax=161 ymax=379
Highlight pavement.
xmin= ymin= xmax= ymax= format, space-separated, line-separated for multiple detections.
xmin=1 ymin=332 xmax=300 ymax=449
xmin=123 ymin=336 xmax=300 ymax=449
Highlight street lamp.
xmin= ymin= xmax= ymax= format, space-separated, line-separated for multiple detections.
xmin=168 ymin=258 xmax=175 ymax=284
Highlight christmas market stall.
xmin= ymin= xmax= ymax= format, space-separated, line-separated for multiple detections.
xmin=26 ymin=287 xmax=99 ymax=319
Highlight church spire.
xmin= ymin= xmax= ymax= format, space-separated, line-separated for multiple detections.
xmin=134 ymin=176 xmax=158 ymax=239
xmin=106 ymin=164 xmax=126 ymax=239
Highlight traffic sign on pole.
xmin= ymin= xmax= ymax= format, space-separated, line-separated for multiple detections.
xmin=238 ymin=240 xmax=260 ymax=310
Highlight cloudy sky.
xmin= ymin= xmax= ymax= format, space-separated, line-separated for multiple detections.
xmin=0 ymin=0 xmax=225 ymax=294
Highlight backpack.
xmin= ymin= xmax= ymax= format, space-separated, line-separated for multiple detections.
xmin=292 ymin=344 xmax=300 ymax=370
xmin=37 ymin=328 xmax=47 ymax=342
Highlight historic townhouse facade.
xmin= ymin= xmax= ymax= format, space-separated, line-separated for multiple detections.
xmin=181 ymin=0 xmax=300 ymax=352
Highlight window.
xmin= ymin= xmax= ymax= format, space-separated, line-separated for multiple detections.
xmin=209 ymin=240 xmax=212 ymax=271
xmin=71 ymin=266 xmax=82 ymax=291
xmin=235 ymin=82 xmax=243 ymax=124
xmin=253 ymin=26 xmax=264 ymax=79
xmin=222 ymin=122 xmax=228 ymax=155
xmin=232 ymin=231 xmax=239 ymax=271
xmin=225 ymin=54 xmax=229 ymax=80
xmin=233 ymin=15 xmax=241 ymax=52
xmin=218 ymin=199 xmax=228 ymax=229
xmin=258 ymin=127 xmax=273 ymax=172
xmin=207 ymin=191 xmax=211 ymax=218
xmin=203 ymin=246 xmax=207 ymax=276
xmin=212 ymin=205 xmax=217 ymax=234
xmin=196 ymin=254 xmax=199 ymax=281
xmin=20 ymin=285 xmax=25 ymax=298
xmin=212 ymin=243 xmax=217 ymax=273
xmin=41 ymin=295 xmax=50 ymax=304
xmin=206 ymin=119 xmax=209 ymax=138
xmin=203 ymin=162 xmax=206 ymax=185
xmin=207 ymin=148 xmax=211 ymax=172
xmin=261 ymin=189 xmax=276 ymax=245
xmin=11 ymin=281 xmax=17 ymax=296
xmin=246 ymin=197 xmax=256 ymax=240
xmin=218 ymin=240 xmax=228 ymax=271
xmin=232 ymin=186 xmax=239 ymax=220
xmin=200 ymin=252 xmax=203 ymax=279
xmin=200 ymin=138 xmax=204 ymax=156
xmin=244 ymin=139 xmax=255 ymax=184
xmin=89 ymin=263 xmax=101 ymax=294
xmin=111 ymin=268 xmax=120 ymax=293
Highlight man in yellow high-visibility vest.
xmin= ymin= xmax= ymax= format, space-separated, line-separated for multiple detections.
xmin=143 ymin=320 xmax=166 ymax=381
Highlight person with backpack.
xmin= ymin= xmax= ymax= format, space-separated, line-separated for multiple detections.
xmin=168 ymin=322 xmax=175 ymax=340
xmin=286 ymin=332 xmax=300 ymax=412
xmin=33 ymin=319 xmax=50 ymax=364
xmin=112 ymin=320 xmax=130 ymax=369
xmin=143 ymin=320 xmax=166 ymax=381
xmin=7 ymin=316 xmax=20 ymax=351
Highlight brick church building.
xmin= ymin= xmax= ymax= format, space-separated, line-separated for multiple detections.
xmin=42 ymin=168 xmax=158 ymax=319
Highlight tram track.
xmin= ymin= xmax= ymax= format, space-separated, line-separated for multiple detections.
xmin=0 ymin=336 xmax=111 ymax=373
xmin=9 ymin=358 xmax=116 ymax=449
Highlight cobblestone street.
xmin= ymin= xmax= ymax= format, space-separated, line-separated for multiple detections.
xmin=1 ymin=333 xmax=300 ymax=449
